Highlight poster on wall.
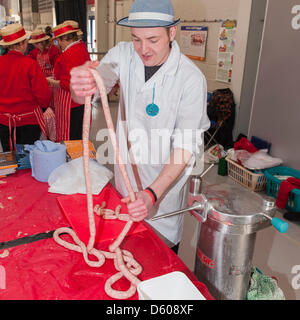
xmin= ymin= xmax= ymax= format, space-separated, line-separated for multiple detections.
xmin=216 ymin=20 xmax=237 ymax=83
xmin=180 ymin=26 xmax=208 ymax=61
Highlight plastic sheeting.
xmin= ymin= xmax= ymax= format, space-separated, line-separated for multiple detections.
xmin=57 ymin=184 xmax=147 ymax=245
xmin=0 ymin=170 xmax=69 ymax=243
xmin=0 ymin=170 xmax=214 ymax=300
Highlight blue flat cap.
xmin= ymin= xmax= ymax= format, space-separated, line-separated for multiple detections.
xmin=117 ymin=0 xmax=180 ymax=28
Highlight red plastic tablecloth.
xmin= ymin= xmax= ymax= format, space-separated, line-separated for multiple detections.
xmin=0 ymin=170 xmax=214 ymax=300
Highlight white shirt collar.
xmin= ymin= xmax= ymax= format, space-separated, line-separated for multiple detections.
xmin=63 ymin=40 xmax=81 ymax=52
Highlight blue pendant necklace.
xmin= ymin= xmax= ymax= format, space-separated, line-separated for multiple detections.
xmin=146 ymin=83 xmax=159 ymax=117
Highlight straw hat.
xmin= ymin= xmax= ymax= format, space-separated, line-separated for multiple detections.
xmin=117 ymin=0 xmax=180 ymax=28
xmin=53 ymin=21 xmax=79 ymax=39
xmin=28 ymin=28 xmax=50 ymax=44
xmin=0 ymin=23 xmax=29 ymax=46
xmin=63 ymin=20 xmax=83 ymax=36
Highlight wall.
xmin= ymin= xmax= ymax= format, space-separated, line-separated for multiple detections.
xmin=20 ymin=0 xmax=40 ymax=30
xmin=234 ymin=0 xmax=267 ymax=137
xmin=95 ymin=0 xmax=109 ymax=54
xmin=248 ymin=0 xmax=300 ymax=171
xmin=39 ymin=10 xmax=55 ymax=28
xmin=38 ymin=0 xmax=55 ymax=29
xmin=174 ymin=0 xmax=240 ymax=93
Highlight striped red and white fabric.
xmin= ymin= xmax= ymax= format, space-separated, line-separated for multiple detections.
xmin=53 ymin=87 xmax=72 ymax=142
xmin=37 ymin=51 xmax=53 ymax=78
xmin=40 ymin=107 xmax=56 ymax=141
xmin=33 ymin=107 xmax=47 ymax=139
xmin=37 ymin=50 xmax=56 ymax=109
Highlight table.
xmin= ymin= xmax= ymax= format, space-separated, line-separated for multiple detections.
xmin=0 ymin=170 xmax=214 ymax=300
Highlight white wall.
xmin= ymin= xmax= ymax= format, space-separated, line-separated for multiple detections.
xmin=173 ymin=0 xmax=241 ymax=93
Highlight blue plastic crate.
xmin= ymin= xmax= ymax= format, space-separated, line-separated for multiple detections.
xmin=264 ymin=166 xmax=300 ymax=212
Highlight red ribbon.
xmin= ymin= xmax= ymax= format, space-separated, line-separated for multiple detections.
xmin=53 ymin=25 xmax=77 ymax=38
xmin=2 ymin=28 xmax=26 ymax=43
xmin=31 ymin=33 xmax=47 ymax=40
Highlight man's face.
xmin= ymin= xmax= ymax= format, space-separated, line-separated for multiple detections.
xmin=131 ymin=26 xmax=176 ymax=66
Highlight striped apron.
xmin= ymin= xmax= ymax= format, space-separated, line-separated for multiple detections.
xmin=40 ymin=107 xmax=56 ymax=142
xmin=0 ymin=107 xmax=47 ymax=151
xmin=37 ymin=50 xmax=55 ymax=110
xmin=53 ymin=87 xmax=72 ymax=142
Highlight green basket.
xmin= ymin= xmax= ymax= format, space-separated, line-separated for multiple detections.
xmin=264 ymin=166 xmax=300 ymax=212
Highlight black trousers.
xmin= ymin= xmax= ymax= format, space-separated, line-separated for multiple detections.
xmin=0 ymin=124 xmax=41 ymax=152
xmin=69 ymin=105 xmax=84 ymax=140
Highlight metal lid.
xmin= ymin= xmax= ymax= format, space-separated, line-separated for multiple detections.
xmin=201 ymin=183 xmax=276 ymax=226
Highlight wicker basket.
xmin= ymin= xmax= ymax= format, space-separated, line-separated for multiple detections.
xmin=225 ymin=157 xmax=267 ymax=192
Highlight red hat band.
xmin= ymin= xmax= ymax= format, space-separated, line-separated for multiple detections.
xmin=2 ymin=28 xmax=26 ymax=43
xmin=53 ymin=25 xmax=77 ymax=38
xmin=31 ymin=33 xmax=47 ymax=40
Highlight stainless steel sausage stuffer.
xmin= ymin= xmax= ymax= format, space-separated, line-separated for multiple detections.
xmin=150 ymin=165 xmax=289 ymax=300
xmin=151 ymin=193 xmax=209 ymax=223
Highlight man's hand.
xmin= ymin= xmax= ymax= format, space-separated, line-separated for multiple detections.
xmin=70 ymin=60 xmax=100 ymax=100
xmin=121 ymin=190 xmax=154 ymax=222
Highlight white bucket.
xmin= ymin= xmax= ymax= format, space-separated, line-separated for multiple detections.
xmin=137 ymin=271 xmax=206 ymax=300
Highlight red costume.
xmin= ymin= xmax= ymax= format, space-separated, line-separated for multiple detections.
xmin=0 ymin=50 xmax=51 ymax=149
xmin=28 ymin=47 xmax=39 ymax=60
xmin=53 ymin=40 xmax=90 ymax=141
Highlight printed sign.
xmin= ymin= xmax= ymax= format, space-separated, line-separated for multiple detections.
xmin=216 ymin=20 xmax=237 ymax=83
xmin=180 ymin=26 xmax=208 ymax=61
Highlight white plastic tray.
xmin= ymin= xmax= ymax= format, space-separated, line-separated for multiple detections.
xmin=137 ymin=271 xmax=206 ymax=300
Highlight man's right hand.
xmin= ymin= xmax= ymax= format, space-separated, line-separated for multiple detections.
xmin=70 ymin=60 xmax=100 ymax=101
xmin=121 ymin=190 xmax=154 ymax=222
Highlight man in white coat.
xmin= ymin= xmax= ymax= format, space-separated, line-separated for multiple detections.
xmin=70 ymin=0 xmax=210 ymax=253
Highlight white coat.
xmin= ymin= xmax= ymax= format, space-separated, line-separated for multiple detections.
xmin=96 ymin=40 xmax=210 ymax=246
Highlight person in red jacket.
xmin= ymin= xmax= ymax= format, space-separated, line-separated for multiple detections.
xmin=27 ymin=28 xmax=61 ymax=142
xmin=27 ymin=45 xmax=39 ymax=59
xmin=0 ymin=23 xmax=51 ymax=152
xmin=48 ymin=21 xmax=90 ymax=142
xmin=28 ymin=28 xmax=61 ymax=77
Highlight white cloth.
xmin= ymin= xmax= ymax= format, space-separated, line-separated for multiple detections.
xmin=95 ymin=41 xmax=210 ymax=245
xmin=240 ymin=149 xmax=283 ymax=170
xmin=48 ymin=157 xmax=113 ymax=195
